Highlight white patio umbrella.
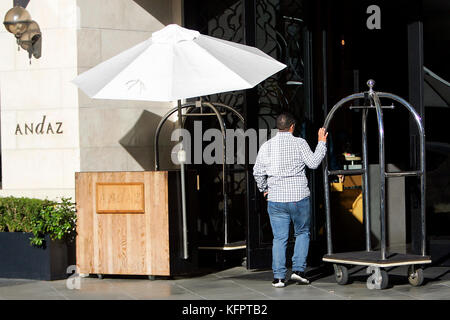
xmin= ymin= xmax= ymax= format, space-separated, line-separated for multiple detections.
xmin=72 ymin=24 xmax=286 ymax=259
xmin=73 ymin=24 xmax=286 ymax=101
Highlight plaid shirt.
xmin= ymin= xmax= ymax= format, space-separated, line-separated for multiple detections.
xmin=253 ymin=131 xmax=327 ymax=202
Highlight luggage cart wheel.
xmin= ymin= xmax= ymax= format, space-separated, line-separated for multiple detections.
xmin=408 ymin=265 xmax=424 ymax=287
xmin=333 ymin=264 xmax=349 ymax=285
xmin=366 ymin=266 xmax=388 ymax=290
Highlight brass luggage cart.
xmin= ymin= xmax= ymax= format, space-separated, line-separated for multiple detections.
xmin=321 ymin=80 xmax=431 ymax=289
xmin=154 ymin=101 xmax=246 ymax=259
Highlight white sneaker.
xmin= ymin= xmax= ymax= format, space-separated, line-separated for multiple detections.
xmin=272 ymin=279 xmax=286 ymax=288
xmin=291 ymin=271 xmax=310 ymax=284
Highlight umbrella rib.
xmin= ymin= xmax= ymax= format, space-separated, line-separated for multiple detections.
xmin=202 ymin=34 xmax=287 ymax=67
xmin=93 ymin=40 xmax=153 ymax=98
xmin=191 ymin=41 xmax=254 ymax=89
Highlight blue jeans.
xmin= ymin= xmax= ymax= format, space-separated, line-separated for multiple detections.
xmin=267 ymin=197 xmax=311 ymax=280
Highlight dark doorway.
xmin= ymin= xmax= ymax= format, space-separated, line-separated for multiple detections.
xmin=422 ymin=0 xmax=450 ymax=266
xmin=183 ymin=0 xmax=449 ymax=270
xmin=313 ymin=0 xmax=450 ymax=261
xmin=184 ymin=0 xmax=318 ymax=270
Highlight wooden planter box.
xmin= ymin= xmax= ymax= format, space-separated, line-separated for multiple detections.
xmin=75 ymin=171 xmax=198 ymax=277
xmin=0 ymin=232 xmax=72 ymax=280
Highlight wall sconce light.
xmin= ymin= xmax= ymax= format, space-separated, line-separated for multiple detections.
xmin=3 ymin=6 xmax=42 ymax=63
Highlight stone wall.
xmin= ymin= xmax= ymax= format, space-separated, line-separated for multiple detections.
xmin=76 ymin=0 xmax=178 ymax=173
xmin=0 ymin=0 xmax=80 ymax=200
xmin=0 ymin=0 xmax=182 ymax=200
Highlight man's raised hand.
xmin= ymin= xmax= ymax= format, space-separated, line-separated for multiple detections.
xmin=318 ymin=127 xmax=328 ymax=142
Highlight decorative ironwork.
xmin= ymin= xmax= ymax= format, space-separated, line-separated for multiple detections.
xmin=184 ymin=0 xmax=306 ymax=248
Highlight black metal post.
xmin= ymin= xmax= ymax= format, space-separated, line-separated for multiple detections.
xmin=321 ymin=30 xmax=328 ymax=120
xmin=243 ymin=0 xmax=260 ymax=267
xmin=407 ymin=12 xmax=425 ymax=255
xmin=304 ymin=27 xmax=318 ymax=241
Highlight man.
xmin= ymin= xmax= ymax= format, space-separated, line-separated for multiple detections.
xmin=253 ymin=112 xmax=328 ymax=288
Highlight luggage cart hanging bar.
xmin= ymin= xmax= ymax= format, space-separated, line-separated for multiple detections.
xmin=361 ymin=107 xmax=371 ymax=252
xmin=370 ymin=85 xmax=388 ymax=260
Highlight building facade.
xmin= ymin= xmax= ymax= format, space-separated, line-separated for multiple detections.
xmin=1 ymin=0 xmax=448 ymax=269
xmin=0 ymin=0 xmax=181 ymax=200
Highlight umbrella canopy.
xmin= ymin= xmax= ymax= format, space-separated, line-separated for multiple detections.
xmin=72 ymin=24 xmax=286 ymax=102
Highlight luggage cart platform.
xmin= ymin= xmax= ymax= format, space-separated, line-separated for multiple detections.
xmin=323 ymin=251 xmax=431 ymax=268
xmin=198 ymin=241 xmax=246 ymax=251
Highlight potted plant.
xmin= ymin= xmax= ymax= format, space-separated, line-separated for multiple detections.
xmin=0 ymin=197 xmax=77 ymax=280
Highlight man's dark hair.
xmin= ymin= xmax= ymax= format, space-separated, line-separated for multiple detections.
xmin=276 ymin=112 xmax=296 ymax=131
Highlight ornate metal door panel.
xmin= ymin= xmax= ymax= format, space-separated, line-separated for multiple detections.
xmin=184 ymin=0 xmax=312 ymax=269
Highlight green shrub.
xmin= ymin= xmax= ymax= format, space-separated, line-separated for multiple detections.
xmin=0 ymin=196 xmax=77 ymax=246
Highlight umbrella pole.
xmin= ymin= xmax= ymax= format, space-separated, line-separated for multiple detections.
xmin=177 ymin=99 xmax=189 ymax=260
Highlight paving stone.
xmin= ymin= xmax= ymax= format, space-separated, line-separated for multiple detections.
xmin=0 ymin=266 xmax=448 ymax=300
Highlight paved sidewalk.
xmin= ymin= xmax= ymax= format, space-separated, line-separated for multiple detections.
xmin=0 ymin=265 xmax=449 ymax=300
